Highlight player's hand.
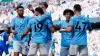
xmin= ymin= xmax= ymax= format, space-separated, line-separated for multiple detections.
xmin=20 ymin=36 xmax=24 ymax=40
xmin=29 ymin=7 xmax=34 ymax=11
xmin=53 ymin=24 xmax=61 ymax=31
xmin=12 ymin=30 xmax=17 ymax=35
xmin=60 ymin=28 xmax=64 ymax=32
xmin=28 ymin=4 xmax=34 ymax=11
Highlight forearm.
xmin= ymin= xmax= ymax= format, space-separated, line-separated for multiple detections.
xmin=53 ymin=24 xmax=61 ymax=31
xmin=21 ymin=28 xmax=29 ymax=39
xmin=36 ymin=15 xmax=48 ymax=22
xmin=21 ymin=33 xmax=27 ymax=39
xmin=49 ymin=26 xmax=55 ymax=33
xmin=30 ymin=10 xmax=34 ymax=13
xmin=60 ymin=27 xmax=72 ymax=32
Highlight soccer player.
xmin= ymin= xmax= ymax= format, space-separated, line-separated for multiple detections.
xmin=53 ymin=9 xmax=74 ymax=56
xmin=60 ymin=4 xmax=92 ymax=56
xmin=0 ymin=23 xmax=9 ymax=56
xmin=39 ymin=2 xmax=53 ymax=54
xmin=20 ymin=7 xmax=55 ymax=56
xmin=10 ymin=6 xmax=31 ymax=56
xmin=28 ymin=2 xmax=54 ymax=55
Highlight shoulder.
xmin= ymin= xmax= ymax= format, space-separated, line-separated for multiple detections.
xmin=44 ymin=12 xmax=51 ymax=16
xmin=70 ymin=15 xmax=77 ymax=20
xmin=12 ymin=17 xmax=17 ymax=20
xmin=2 ymin=32 xmax=7 ymax=35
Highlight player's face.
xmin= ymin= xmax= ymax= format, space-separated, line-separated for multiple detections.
xmin=39 ymin=5 xmax=46 ymax=12
xmin=65 ymin=12 xmax=71 ymax=20
xmin=27 ymin=5 xmax=32 ymax=9
xmin=17 ymin=8 xmax=24 ymax=17
xmin=34 ymin=11 xmax=40 ymax=16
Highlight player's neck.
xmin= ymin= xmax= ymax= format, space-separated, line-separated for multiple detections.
xmin=38 ymin=14 xmax=42 ymax=16
xmin=43 ymin=10 xmax=46 ymax=13
xmin=17 ymin=15 xmax=24 ymax=18
xmin=75 ymin=12 xmax=81 ymax=15
xmin=66 ymin=19 xmax=69 ymax=23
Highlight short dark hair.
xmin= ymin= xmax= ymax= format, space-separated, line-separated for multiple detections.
xmin=74 ymin=4 xmax=82 ymax=11
xmin=39 ymin=2 xmax=48 ymax=8
xmin=35 ymin=7 xmax=44 ymax=15
xmin=63 ymin=9 xmax=74 ymax=16
xmin=16 ymin=6 xmax=24 ymax=10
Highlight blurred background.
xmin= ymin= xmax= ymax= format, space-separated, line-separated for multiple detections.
xmin=0 ymin=0 xmax=100 ymax=56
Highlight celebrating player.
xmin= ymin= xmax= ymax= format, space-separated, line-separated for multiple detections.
xmin=20 ymin=7 xmax=55 ymax=56
xmin=10 ymin=6 xmax=31 ymax=56
xmin=60 ymin=4 xmax=92 ymax=56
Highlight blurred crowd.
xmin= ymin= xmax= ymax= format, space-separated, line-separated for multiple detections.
xmin=0 ymin=0 xmax=100 ymax=56
xmin=0 ymin=0 xmax=100 ymax=24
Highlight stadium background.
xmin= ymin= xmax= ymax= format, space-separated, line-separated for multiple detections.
xmin=0 ymin=0 xmax=100 ymax=56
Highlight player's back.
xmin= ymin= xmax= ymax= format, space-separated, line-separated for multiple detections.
xmin=28 ymin=16 xmax=51 ymax=43
xmin=70 ymin=14 xmax=91 ymax=45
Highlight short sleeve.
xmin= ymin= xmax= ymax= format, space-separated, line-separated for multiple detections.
xmin=69 ymin=17 xmax=74 ymax=26
xmin=10 ymin=18 xmax=15 ymax=27
xmin=45 ymin=19 xmax=53 ymax=28
xmin=27 ymin=20 xmax=32 ymax=29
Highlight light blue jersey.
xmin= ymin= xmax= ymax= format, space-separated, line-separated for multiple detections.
xmin=70 ymin=14 xmax=91 ymax=45
xmin=58 ymin=20 xmax=73 ymax=47
xmin=44 ymin=12 xmax=52 ymax=40
xmin=11 ymin=16 xmax=31 ymax=42
xmin=27 ymin=16 xmax=53 ymax=43
xmin=35 ymin=12 xmax=53 ymax=41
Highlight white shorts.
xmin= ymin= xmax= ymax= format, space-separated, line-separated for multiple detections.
xmin=46 ymin=40 xmax=52 ymax=54
xmin=60 ymin=47 xmax=70 ymax=56
xmin=69 ymin=45 xmax=88 ymax=56
xmin=8 ymin=48 xmax=14 ymax=56
xmin=13 ymin=41 xmax=28 ymax=55
xmin=28 ymin=43 xmax=48 ymax=56
xmin=49 ymin=49 xmax=55 ymax=55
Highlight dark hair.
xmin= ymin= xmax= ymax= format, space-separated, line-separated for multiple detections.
xmin=16 ymin=6 xmax=24 ymax=10
xmin=74 ymin=4 xmax=82 ymax=11
xmin=63 ymin=9 xmax=74 ymax=16
xmin=39 ymin=2 xmax=48 ymax=8
xmin=35 ymin=7 xmax=44 ymax=15
xmin=0 ymin=30 xmax=4 ymax=34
